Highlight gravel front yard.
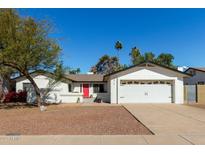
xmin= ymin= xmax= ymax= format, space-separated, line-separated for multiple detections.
xmin=0 ymin=104 xmax=152 ymax=135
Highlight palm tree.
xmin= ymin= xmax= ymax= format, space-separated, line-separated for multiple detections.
xmin=115 ymin=41 xmax=123 ymax=60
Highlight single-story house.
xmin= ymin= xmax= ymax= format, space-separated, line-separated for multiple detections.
xmin=184 ymin=67 xmax=205 ymax=85
xmin=13 ymin=62 xmax=190 ymax=104
xmin=14 ymin=72 xmax=108 ymax=103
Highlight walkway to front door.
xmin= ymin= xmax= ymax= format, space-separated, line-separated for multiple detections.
xmin=83 ymin=84 xmax=89 ymax=98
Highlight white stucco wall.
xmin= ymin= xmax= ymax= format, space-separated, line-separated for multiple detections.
xmin=109 ymin=67 xmax=185 ymax=104
xmin=16 ymin=75 xmax=83 ymax=103
xmin=16 ymin=75 xmax=109 ymax=103
xmin=73 ymin=82 xmax=110 ymax=102
xmin=184 ymin=70 xmax=205 ymax=85
xmin=174 ymin=77 xmax=184 ymax=103
xmin=110 ymin=78 xmax=117 ymax=104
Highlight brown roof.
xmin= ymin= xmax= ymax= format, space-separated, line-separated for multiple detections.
xmin=66 ymin=74 xmax=105 ymax=82
xmin=185 ymin=67 xmax=205 ymax=73
xmin=193 ymin=67 xmax=205 ymax=72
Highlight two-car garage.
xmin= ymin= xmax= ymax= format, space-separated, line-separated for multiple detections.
xmin=106 ymin=62 xmax=190 ymax=104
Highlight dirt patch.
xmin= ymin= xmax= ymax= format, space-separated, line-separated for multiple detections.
xmin=0 ymin=105 xmax=152 ymax=135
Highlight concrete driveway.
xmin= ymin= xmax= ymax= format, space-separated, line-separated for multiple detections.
xmin=124 ymin=104 xmax=205 ymax=144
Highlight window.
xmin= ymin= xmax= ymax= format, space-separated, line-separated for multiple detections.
xmin=133 ymin=81 xmax=139 ymax=84
xmin=93 ymin=84 xmax=98 ymax=93
xmin=120 ymin=80 xmax=127 ymax=85
xmin=93 ymin=84 xmax=106 ymax=93
xmin=147 ymin=81 xmax=152 ymax=84
xmin=166 ymin=81 xmax=171 ymax=85
xmin=160 ymin=81 xmax=165 ymax=84
xmin=68 ymin=84 xmax=72 ymax=92
xmin=99 ymin=84 xmax=104 ymax=92
xmin=153 ymin=81 xmax=159 ymax=84
xmin=23 ymin=83 xmax=33 ymax=91
xmin=198 ymin=81 xmax=205 ymax=85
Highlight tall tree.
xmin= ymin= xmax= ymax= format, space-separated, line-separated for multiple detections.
xmin=129 ymin=46 xmax=176 ymax=68
xmin=156 ymin=53 xmax=175 ymax=68
xmin=67 ymin=68 xmax=81 ymax=74
xmin=90 ymin=55 xmax=121 ymax=74
xmin=129 ymin=47 xmax=144 ymax=65
xmin=115 ymin=41 xmax=123 ymax=59
xmin=0 ymin=9 xmax=63 ymax=106
xmin=144 ymin=52 xmax=155 ymax=62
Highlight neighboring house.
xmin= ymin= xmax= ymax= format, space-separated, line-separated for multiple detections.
xmin=13 ymin=62 xmax=190 ymax=104
xmin=184 ymin=67 xmax=205 ymax=85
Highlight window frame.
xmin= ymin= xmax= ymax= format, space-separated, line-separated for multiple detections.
xmin=198 ymin=81 xmax=205 ymax=85
xmin=23 ymin=83 xmax=33 ymax=91
xmin=68 ymin=84 xmax=72 ymax=92
xmin=93 ymin=84 xmax=106 ymax=93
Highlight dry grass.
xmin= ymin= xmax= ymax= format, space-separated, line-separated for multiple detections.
xmin=0 ymin=104 xmax=152 ymax=135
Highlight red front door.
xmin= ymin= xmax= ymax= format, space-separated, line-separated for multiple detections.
xmin=83 ymin=84 xmax=89 ymax=98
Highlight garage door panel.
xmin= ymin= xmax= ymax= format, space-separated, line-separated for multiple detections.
xmin=118 ymin=84 xmax=172 ymax=103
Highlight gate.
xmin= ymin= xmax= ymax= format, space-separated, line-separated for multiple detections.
xmin=184 ymin=85 xmax=197 ymax=103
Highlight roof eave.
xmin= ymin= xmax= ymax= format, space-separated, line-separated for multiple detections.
xmin=104 ymin=61 xmax=192 ymax=78
xmin=185 ymin=67 xmax=205 ymax=74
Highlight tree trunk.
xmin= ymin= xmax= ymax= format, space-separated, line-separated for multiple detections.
xmin=24 ymin=72 xmax=42 ymax=107
xmin=0 ymin=63 xmax=43 ymax=107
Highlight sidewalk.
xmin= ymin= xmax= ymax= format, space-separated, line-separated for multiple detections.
xmin=0 ymin=135 xmax=193 ymax=145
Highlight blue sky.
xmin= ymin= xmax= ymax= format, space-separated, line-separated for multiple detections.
xmin=19 ymin=9 xmax=205 ymax=73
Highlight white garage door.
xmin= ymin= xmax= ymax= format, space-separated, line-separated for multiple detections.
xmin=118 ymin=80 xmax=173 ymax=103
